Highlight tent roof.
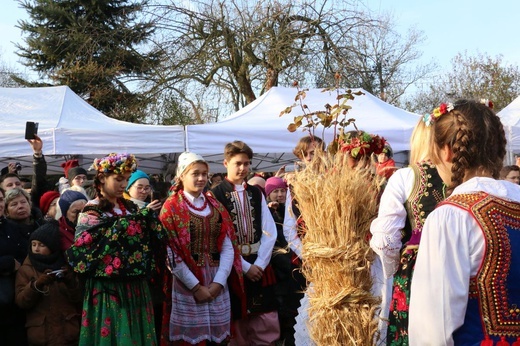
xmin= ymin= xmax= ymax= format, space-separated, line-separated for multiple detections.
xmin=497 ymin=95 xmax=520 ymax=153
xmin=0 ymin=86 xmax=185 ymax=175
xmin=186 ymin=87 xmax=419 ymax=171
xmin=498 ymin=95 xmax=520 ymax=127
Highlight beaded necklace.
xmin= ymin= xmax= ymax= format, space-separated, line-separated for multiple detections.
xmin=109 ymin=198 xmax=128 ymax=216
xmin=180 ymin=191 xmax=208 ymax=212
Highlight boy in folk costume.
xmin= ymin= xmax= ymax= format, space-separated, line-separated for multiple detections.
xmin=159 ymin=152 xmax=245 ymax=345
xmin=211 ymin=141 xmax=280 ymax=345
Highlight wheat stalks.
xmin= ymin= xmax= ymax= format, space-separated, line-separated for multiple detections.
xmin=291 ymin=151 xmax=383 ymax=345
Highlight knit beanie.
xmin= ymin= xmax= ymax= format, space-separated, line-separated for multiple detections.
xmin=29 ymin=221 xmax=61 ymax=253
xmin=39 ymin=191 xmax=60 ymax=215
xmin=59 ymin=190 xmax=88 ymax=216
xmin=265 ymin=177 xmax=287 ymax=196
xmin=126 ymin=170 xmax=150 ymax=191
xmin=68 ymin=167 xmax=88 ymax=182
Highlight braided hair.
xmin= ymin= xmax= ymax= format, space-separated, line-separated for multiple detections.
xmin=430 ymin=99 xmax=506 ymax=194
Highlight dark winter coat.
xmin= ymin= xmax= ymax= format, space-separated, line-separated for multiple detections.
xmin=15 ymin=257 xmax=82 ymax=346
xmin=0 ymin=216 xmax=28 ymax=327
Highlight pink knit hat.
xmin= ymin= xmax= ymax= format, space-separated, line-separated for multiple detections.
xmin=265 ymin=177 xmax=287 ymax=196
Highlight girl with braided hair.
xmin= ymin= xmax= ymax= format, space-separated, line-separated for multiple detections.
xmin=370 ymin=118 xmax=445 ymax=345
xmin=66 ymin=153 xmax=167 ymax=346
xmin=408 ymin=100 xmax=520 ymax=345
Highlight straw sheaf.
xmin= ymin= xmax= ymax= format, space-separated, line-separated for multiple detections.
xmin=291 ymin=151 xmax=383 ymax=345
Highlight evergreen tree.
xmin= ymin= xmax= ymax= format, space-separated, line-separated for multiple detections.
xmin=15 ymin=0 xmax=162 ymax=122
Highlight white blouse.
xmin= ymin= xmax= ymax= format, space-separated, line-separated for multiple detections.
xmin=370 ymin=167 xmax=415 ymax=278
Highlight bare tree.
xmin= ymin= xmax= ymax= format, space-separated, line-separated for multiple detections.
xmin=333 ymin=14 xmax=437 ymax=104
xmin=143 ymin=0 xmax=437 ymax=123
xmin=146 ymin=0 xmax=375 ymax=113
xmin=0 ymin=49 xmax=24 ymax=88
xmin=404 ymin=52 xmax=520 ymax=114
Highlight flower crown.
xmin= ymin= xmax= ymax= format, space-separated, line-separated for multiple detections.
xmin=423 ymin=103 xmax=454 ymax=127
xmin=423 ymin=99 xmax=495 ymax=127
xmin=339 ymin=131 xmax=386 ymax=159
xmin=90 ymin=153 xmax=137 ymax=174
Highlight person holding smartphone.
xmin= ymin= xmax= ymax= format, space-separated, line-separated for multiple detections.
xmin=0 ymin=129 xmax=48 ymax=214
xmin=15 ymin=221 xmax=82 ymax=346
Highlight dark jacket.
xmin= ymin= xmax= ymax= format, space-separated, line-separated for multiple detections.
xmin=31 ymin=154 xmax=48 ymax=211
xmin=0 ymin=216 xmax=28 ymax=326
xmin=15 ymin=257 xmax=82 ymax=346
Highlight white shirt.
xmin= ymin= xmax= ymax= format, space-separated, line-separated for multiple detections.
xmin=233 ymin=183 xmax=277 ymax=273
xmin=370 ymin=167 xmax=415 ymax=278
xmin=283 ymin=189 xmax=303 ymax=258
xmin=409 ymin=177 xmax=520 ymax=345
xmin=170 ymin=191 xmax=234 ymax=289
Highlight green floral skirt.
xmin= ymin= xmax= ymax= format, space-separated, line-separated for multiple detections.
xmin=79 ymin=278 xmax=157 ymax=346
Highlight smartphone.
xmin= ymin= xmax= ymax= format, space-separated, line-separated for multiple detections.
xmin=24 ymin=121 xmax=39 ymax=140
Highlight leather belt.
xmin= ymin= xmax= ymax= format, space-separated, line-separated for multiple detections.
xmin=239 ymin=242 xmax=260 ymax=256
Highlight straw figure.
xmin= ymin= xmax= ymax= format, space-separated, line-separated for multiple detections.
xmin=290 ymin=149 xmax=384 ymax=345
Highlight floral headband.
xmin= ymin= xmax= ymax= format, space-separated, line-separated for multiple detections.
xmin=423 ymin=99 xmax=494 ymax=127
xmin=340 ymin=131 xmax=386 ymax=159
xmin=423 ymin=103 xmax=454 ymax=127
xmin=90 ymin=153 xmax=138 ymax=174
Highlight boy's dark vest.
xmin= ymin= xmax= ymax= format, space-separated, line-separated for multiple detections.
xmin=211 ymin=179 xmax=263 ymax=244
xmin=212 ymin=179 xmax=278 ymax=317
xmin=441 ymin=192 xmax=520 ymax=345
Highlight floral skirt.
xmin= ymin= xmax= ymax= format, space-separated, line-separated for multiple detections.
xmin=79 ymin=278 xmax=157 ymax=346
xmin=387 ymin=249 xmax=417 ymax=346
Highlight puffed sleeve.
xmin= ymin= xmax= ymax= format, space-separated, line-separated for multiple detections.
xmin=370 ymin=167 xmax=414 ymax=278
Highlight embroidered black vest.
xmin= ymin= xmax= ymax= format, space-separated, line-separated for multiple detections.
xmin=211 ymin=179 xmax=263 ymax=244
xmin=188 ymin=207 xmax=222 ymax=267
xmin=402 ymin=161 xmax=444 ymax=245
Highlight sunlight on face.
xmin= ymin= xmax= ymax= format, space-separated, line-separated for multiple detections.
xmin=181 ymin=163 xmax=208 ymax=196
xmin=224 ymin=153 xmax=251 ymax=185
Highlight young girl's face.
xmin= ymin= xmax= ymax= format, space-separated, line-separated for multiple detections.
xmin=31 ymin=240 xmax=51 ymax=256
xmin=101 ymin=172 xmax=131 ymax=200
xmin=6 ymin=195 xmax=31 ymax=221
xmin=269 ymin=188 xmax=287 ymax=204
xmin=181 ymin=163 xmax=208 ymax=196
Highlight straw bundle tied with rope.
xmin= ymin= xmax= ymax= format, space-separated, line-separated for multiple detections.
xmin=291 ymin=150 xmax=384 ymax=345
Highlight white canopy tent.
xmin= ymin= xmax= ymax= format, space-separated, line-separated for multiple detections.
xmin=0 ymin=86 xmax=185 ymax=175
xmin=497 ymin=95 xmax=520 ymax=164
xmin=186 ymin=87 xmax=421 ymax=172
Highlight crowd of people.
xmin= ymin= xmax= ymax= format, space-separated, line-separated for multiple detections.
xmin=1 ymin=97 xmax=520 ymax=346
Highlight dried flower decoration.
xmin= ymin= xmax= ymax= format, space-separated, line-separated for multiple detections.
xmin=339 ymin=131 xmax=386 ymax=159
xmin=423 ymin=102 xmax=454 ymax=127
xmin=479 ymin=99 xmax=494 ymax=109
xmin=90 ymin=153 xmax=137 ymax=174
